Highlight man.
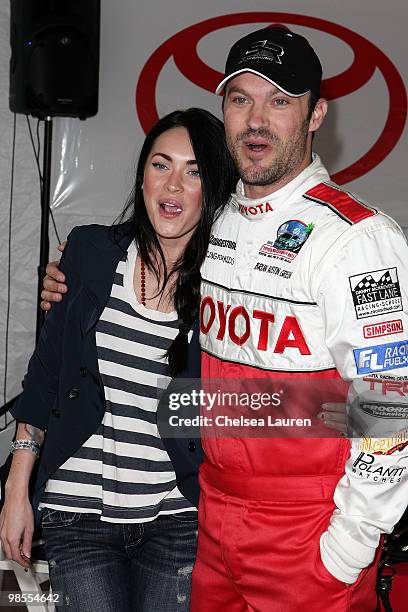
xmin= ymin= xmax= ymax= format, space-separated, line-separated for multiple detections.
xmin=42 ymin=27 xmax=407 ymax=611
xmin=191 ymin=27 xmax=408 ymax=611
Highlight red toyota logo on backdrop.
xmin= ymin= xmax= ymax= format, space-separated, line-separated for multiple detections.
xmin=136 ymin=12 xmax=407 ymax=185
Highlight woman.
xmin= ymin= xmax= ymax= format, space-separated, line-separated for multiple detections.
xmin=0 ymin=108 xmax=237 ymax=612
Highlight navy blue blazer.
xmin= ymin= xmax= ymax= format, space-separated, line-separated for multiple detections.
xmin=11 ymin=223 xmax=203 ymax=513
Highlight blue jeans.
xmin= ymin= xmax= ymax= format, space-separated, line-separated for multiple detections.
xmin=41 ymin=508 xmax=198 ymax=612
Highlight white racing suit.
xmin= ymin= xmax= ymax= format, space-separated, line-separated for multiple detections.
xmin=191 ymin=155 xmax=408 ymax=611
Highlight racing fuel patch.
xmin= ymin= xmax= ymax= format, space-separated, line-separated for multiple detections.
xmin=349 ymin=267 xmax=402 ymax=319
xmin=354 ymin=340 xmax=408 ymax=374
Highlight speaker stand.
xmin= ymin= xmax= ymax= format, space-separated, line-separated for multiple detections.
xmin=36 ymin=116 xmax=53 ymax=340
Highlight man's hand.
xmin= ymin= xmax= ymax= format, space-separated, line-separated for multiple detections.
xmin=40 ymin=241 xmax=68 ymax=311
xmin=317 ymin=403 xmax=347 ymax=436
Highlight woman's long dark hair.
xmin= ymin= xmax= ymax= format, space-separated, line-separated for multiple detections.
xmin=116 ymin=108 xmax=237 ymax=375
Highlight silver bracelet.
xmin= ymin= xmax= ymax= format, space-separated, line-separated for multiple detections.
xmin=10 ymin=439 xmax=41 ymax=458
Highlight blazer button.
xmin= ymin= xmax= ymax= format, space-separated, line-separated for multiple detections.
xmin=188 ymin=441 xmax=196 ymax=452
xmin=68 ymin=388 xmax=79 ymax=399
xmin=51 ymin=408 xmax=60 ymax=417
xmin=79 ymin=367 xmax=87 ymax=377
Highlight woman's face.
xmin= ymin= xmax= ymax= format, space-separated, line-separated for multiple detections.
xmin=143 ymin=127 xmax=203 ymax=247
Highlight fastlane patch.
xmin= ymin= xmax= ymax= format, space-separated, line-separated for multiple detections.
xmin=349 ymin=268 xmax=402 ymax=319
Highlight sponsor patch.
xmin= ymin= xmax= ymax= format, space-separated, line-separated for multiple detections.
xmin=360 ymin=433 xmax=408 ymax=455
xmin=360 ymin=402 xmax=408 ymax=419
xmin=352 ymin=451 xmax=406 ymax=481
xmin=274 ymin=220 xmax=314 ymax=252
xmin=363 ymin=319 xmax=403 ymax=338
xmin=254 ymin=262 xmax=292 ymax=278
xmin=200 ymin=295 xmax=311 ymax=355
xmin=206 ymin=251 xmax=234 ymax=265
xmin=350 ymin=268 xmax=402 ymax=319
xmin=259 ymin=220 xmax=314 ymax=263
xmin=365 ymin=373 xmax=408 ymax=382
xmin=259 ymin=242 xmax=297 ymax=262
xmin=354 ymin=340 xmax=408 ymax=374
xmin=384 ymin=441 xmax=408 ymax=454
xmin=238 ymin=201 xmax=273 ymax=217
xmin=364 ymin=376 xmax=408 ymax=396
xmin=209 ymin=235 xmax=236 ymax=250
xmin=241 ymin=40 xmax=285 ymax=66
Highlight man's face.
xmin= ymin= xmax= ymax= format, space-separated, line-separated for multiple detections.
xmin=223 ymin=73 xmax=323 ymax=198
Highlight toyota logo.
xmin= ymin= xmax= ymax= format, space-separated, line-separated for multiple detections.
xmin=136 ymin=12 xmax=407 ymax=185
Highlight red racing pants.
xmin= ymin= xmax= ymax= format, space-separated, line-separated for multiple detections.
xmin=190 ymin=461 xmax=381 ymax=612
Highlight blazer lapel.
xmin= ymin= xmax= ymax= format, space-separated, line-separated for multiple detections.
xmin=79 ymin=225 xmax=134 ymax=380
xmin=81 ymin=225 xmax=133 ymax=335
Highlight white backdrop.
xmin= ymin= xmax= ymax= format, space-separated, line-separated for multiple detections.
xmin=0 ymin=0 xmax=407 ymax=413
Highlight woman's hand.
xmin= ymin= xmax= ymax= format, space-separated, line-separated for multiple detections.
xmin=0 ymin=492 xmax=34 ymax=568
xmin=40 ymin=241 xmax=68 ymax=311
xmin=0 ymin=424 xmax=44 ymax=567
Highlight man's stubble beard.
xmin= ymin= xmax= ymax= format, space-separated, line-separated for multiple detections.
xmin=227 ymin=120 xmax=310 ymax=188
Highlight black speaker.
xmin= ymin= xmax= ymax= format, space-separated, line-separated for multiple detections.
xmin=9 ymin=0 xmax=100 ymax=119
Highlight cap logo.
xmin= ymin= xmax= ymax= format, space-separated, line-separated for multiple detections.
xmin=242 ymin=39 xmax=285 ymax=65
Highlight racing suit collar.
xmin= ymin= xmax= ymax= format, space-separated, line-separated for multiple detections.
xmin=231 ymin=154 xmax=330 ymax=221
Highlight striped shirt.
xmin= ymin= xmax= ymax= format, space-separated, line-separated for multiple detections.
xmin=41 ymin=240 xmax=195 ymax=522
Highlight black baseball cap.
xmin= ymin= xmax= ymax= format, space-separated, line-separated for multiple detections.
xmin=216 ymin=27 xmax=322 ymax=98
